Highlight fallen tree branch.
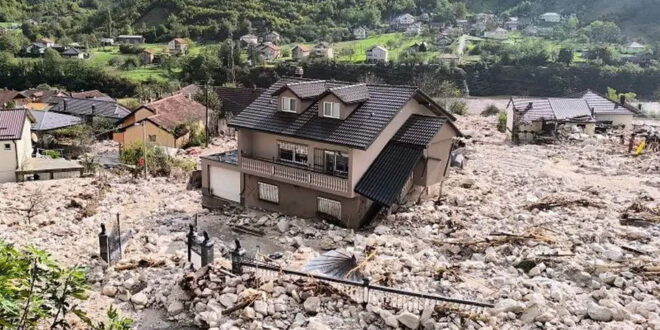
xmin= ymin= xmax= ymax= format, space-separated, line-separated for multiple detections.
xmin=115 ymin=258 xmax=166 ymax=271
xmin=527 ymin=196 xmax=602 ymax=211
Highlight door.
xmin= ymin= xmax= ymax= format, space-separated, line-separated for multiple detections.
xmin=209 ymin=166 xmax=241 ymax=203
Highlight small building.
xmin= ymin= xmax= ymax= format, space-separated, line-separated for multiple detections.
xmin=623 ymin=42 xmax=646 ymax=54
xmin=113 ymin=93 xmax=207 ymax=150
xmin=40 ymin=38 xmax=55 ymax=48
xmin=116 ymin=35 xmax=145 ymax=44
xmin=257 ymin=42 xmax=281 ymax=61
xmin=436 ymin=34 xmax=453 ymax=47
xmin=201 ymin=78 xmax=462 ymax=228
xmin=168 ymin=38 xmax=189 ymax=56
xmin=353 ymin=27 xmax=367 ymax=40
xmin=392 ymin=13 xmax=416 ymax=29
xmin=292 ymin=45 xmax=311 ymax=61
xmin=408 ymin=42 xmax=429 ymax=53
xmin=366 ymin=46 xmax=388 ymax=63
xmin=264 ymin=31 xmax=281 ymax=44
xmin=23 ymin=43 xmax=47 ymax=56
xmin=139 ymin=49 xmax=154 ymax=65
xmin=540 ymin=12 xmax=562 ymax=23
xmin=100 ymin=38 xmax=114 ymax=46
xmin=240 ymin=34 xmax=259 ymax=47
xmin=405 ymin=22 xmax=423 ymax=36
xmin=566 ymin=90 xmax=639 ymax=129
xmin=484 ymin=28 xmax=509 ymax=40
xmin=312 ymin=42 xmax=334 ymax=59
xmin=0 ymin=89 xmax=28 ymax=109
xmin=30 ymin=110 xmax=83 ymax=132
xmin=62 ymin=48 xmax=85 ymax=59
xmin=504 ymin=17 xmax=519 ymax=30
xmin=0 ymin=110 xmax=34 ymax=182
xmin=456 ymin=19 xmax=469 ymax=29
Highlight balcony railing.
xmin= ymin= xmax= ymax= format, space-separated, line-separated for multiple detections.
xmin=241 ymin=156 xmax=349 ymax=194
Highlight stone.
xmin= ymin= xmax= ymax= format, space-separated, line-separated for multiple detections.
xmin=303 ymin=296 xmax=321 ymax=314
xmin=167 ymin=300 xmax=184 ymax=316
xmin=277 ymin=218 xmax=290 ymax=233
xmin=374 ymin=225 xmax=390 ymax=235
xmin=587 ymin=302 xmax=613 ymax=322
xmin=397 ymin=311 xmax=420 ymax=329
xmin=494 ymin=299 xmax=525 ymax=314
xmin=130 ymin=292 xmax=148 ymax=306
xmin=244 ymin=306 xmax=256 ymax=319
xmin=528 ymin=263 xmax=546 ymax=277
xmin=459 ymin=177 xmax=475 ymax=188
xmin=102 ymin=285 xmax=117 ymax=297
xmin=254 ymin=300 xmax=268 ymax=315
xmin=380 ymin=310 xmax=399 ymax=328
xmin=306 ymin=320 xmax=331 ymax=330
xmin=219 ymin=293 xmax=238 ymax=308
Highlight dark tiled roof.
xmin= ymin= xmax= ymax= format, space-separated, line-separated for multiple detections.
xmin=0 ymin=90 xmax=25 ymax=106
xmin=393 ymin=115 xmax=446 ymax=146
xmin=354 ymin=142 xmax=422 ymax=206
xmin=272 ymin=80 xmax=327 ymax=99
xmin=69 ymin=90 xmax=109 ymax=99
xmin=568 ymin=90 xmax=639 ymax=115
xmin=548 ymin=98 xmax=592 ymax=120
xmin=216 ymin=87 xmax=266 ymax=116
xmin=0 ymin=110 xmax=30 ymax=140
xmin=49 ymin=97 xmax=130 ymax=119
xmin=62 ymin=48 xmax=82 ymax=55
xmin=30 ymin=110 xmax=83 ymax=131
xmin=510 ymin=98 xmax=556 ymax=122
xmin=140 ymin=94 xmax=206 ymax=131
xmin=233 ymin=78 xmax=418 ymax=150
xmin=327 ymin=84 xmax=370 ymax=104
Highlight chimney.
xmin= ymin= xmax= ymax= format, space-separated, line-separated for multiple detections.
xmin=590 ymin=107 xmax=595 ymax=116
xmin=295 ymin=66 xmax=304 ymax=78
xmin=91 ymin=104 xmax=96 ymax=115
xmin=620 ymin=94 xmax=626 ymax=105
xmin=63 ymin=99 xmax=67 ymax=112
xmin=638 ymin=103 xmax=642 ymax=111
xmin=526 ymin=102 xmax=533 ymax=110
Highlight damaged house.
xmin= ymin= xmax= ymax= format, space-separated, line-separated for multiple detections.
xmin=201 ymin=78 xmax=461 ymax=228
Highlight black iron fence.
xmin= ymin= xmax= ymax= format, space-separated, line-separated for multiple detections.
xmin=99 ymin=214 xmax=132 ymax=265
xmin=229 ymin=241 xmax=494 ymax=313
xmin=187 ymin=224 xmax=215 ymax=269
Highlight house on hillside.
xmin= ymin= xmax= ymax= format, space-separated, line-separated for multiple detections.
xmin=353 ymin=27 xmax=367 ymax=40
xmin=0 ymin=89 xmax=28 ymax=109
xmin=366 ymin=46 xmax=388 ymax=63
xmin=540 ymin=12 xmax=561 ymax=23
xmin=311 ymin=42 xmax=334 ymax=59
xmin=23 ymin=43 xmax=48 ymax=56
xmin=405 ymin=22 xmax=423 ymax=36
xmin=39 ymin=38 xmax=56 ymax=48
xmin=100 ymin=38 xmax=114 ymax=46
xmin=484 ymin=28 xmax=509 ymax=40
xmin=257 ymin=42 xmax=281 ymax=61
xmin=292 ymin=45 xmax=311 ymax=61
xmin=566 ymin=90 xmax=639 ymax=129
xmin=623 ymin=42 xmax=646 ymax=54
xmin=139 ymin=49 xmax=154 ymax=64
xmin=240 ymin=34 xmax=259 ymax=47
xmin=116 ymin=35 xmax=145 ymax=44
xmin=168 ymin=38 xmax=189 ymax=55
xmin=504 ymin=17 xmax=519 ymax=30
xmin=47 ymin=96 xmax=130 ymax=121
xmin=0 ymin=110 xmax=82 ymax=182
xmin=113 ymin=94 xmax=207 ymax=149
xmin=264 ymin=31 xmax=281 ymax=44
xmin=392 ymin=13 xmax=416 ymax=29
xmin=62 ymin=48 xmax=85 ymax=59
xmin=200 ymin=78 xmax=462 ymax=228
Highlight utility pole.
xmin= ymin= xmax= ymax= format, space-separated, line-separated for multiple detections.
xmin=142 ymin=123 xmax=147 ymax=178
xmin=229 ymin=30 xmax=236 ymax=86
xmin=204 ymin=81 xmax=209 ymax=147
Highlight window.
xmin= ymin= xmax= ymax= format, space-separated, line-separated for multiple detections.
xmin=324 ymin=150 xmax=349 ymax=175
xmin=281 ymin=97 xmax=297 ymax=113
xmin=318 ymin=197 xmax=341 ymax=220
xmin=148 ymin=135 xmax=157 ymax=142
xmin=323 ymin=102 xmax=340 ymax=118
xmin=278 ymin=142 xmax=308 ymax=165
xmin=258 ymin=182 xmax=279 ymax=203
xmin=3 ymin=144 xmax=10 ymax=151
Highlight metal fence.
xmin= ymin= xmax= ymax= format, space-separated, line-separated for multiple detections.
xmin=230 ymin=242 xmax=494 ymax=313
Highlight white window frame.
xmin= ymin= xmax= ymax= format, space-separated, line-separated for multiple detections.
xmin=278 ymin=141 xmax=308 ymax=165
xmin=323 ymin=102 xmax=340 ymax=119
xmin=258 ymin=182 xmax=279 ymax=204
xmin=281 ymin=97 xmax=296 ymax=113
xmin=317 ymin=197 xmax=341 ymax=220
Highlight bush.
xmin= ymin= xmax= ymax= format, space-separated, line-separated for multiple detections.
xmin=449 ymin=100 xmax=468 ymax=115
xmin=120 ymin=143 xmax=173 ymax=177
xmin=119 ymin=44 xmax=145 ymax=54
xmin=481 ymin=104 xmax=500 ymax=117
xmin=497 ymin=112 xmax=507 ymax=133
xmin=43 ymin=149 xmax=61 ymax=159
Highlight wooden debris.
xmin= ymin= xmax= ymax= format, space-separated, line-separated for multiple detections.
xmin=230 ymin=225 xmax=265 ymax=237
xmin=527 ymin=196 xmax=602 ymax=211
xmin=433 ymin=228 xmax=556 ymax=249
xmin=222 ymin=296 xmax=258 ymax=315
xmin=182 ymin=265 xmax=210 ymax=291
xmin=115 ymin=258 xmax=166 ymax=271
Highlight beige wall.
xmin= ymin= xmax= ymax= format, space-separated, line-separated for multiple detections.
xmin=119 ymin=121 xmax=176 ymax=148
xmin=277 ymin=90 xmax=313 ymax=114
xmin=120 ymin=108 xmax=155 ymax=129
xmin=350 ymin=98 xmax=435 ymax=189
xmin=595 ymin=114 xmax=633 ymax=129
xmin=418 ymin=124 xmax=459 ymax=186
xmin=242 ymin=174 xmax=372 ymax=228
xmin=0 ymin=118 xmax=32 ymax=183
xmin=317 ymin=94 xmax=358 ymax=120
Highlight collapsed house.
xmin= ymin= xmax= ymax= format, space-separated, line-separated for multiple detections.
xmin=201 ymin=78 xmax=462 ymax=228
xmin=506 ymin=90 xmax=640 ymax=143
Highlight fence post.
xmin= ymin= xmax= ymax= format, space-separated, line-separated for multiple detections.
xmin=116 ymin=213 xmax=122 ymax=258
xmin=99 ymin=223 xmax=109 ymax=263
xmin=362 ymin=277 xmax=371 ymax=308
xmin=231 ymin=239 xmax=243 ymax=275
xmin=186 ymin=224 xmax=194 ymax=263
xmin=200 ymin=231 xmax=214 ymax=267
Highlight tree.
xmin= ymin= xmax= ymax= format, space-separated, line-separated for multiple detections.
xmin=606 ymin=87 xmax=637 ymax=103
xmin=19 ymin=191 xmax=45 ymax=224
xmin=583 ymin=20 xmax=623 ymax=43
xmin=0 ymin=32 xmax=28 ymax=55
xmin=557 ymin=48 xmax=574 ymax=65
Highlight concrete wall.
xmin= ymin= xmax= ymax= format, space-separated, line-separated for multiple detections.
xmin=119 ymin=121 xmax=176 ymax=148
xmin=595 ymin=114 xmax=633 ymax=129
xmin=418 ymin=124 xmax=459 ymax=186
xmin=120 ymin=108 xmax=155 ymax=128
xmin=0 ymin=141 xmax=18 ymax=182
xmin=242 ymin=174 xmax=372 ymax=228
xmin=15 ymin=119 xmax=32 ymax=169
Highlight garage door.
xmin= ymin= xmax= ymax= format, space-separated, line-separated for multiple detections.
xmin=209 ymin=166 xmax=241 ymax=203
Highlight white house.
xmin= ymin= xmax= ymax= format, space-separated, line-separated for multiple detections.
xmin=264 ymin=31 xmax=281 ymax=44
xmin=61 ymin=48 xmax=85 ymax=59
xmin=393 ymin=13 xmax=415 ymax=29
xmin=623 ymin=42 xmax=646 ymax=54
xmin=240 ymin=34 xmax=259 ymax=46
xmin=540 ymin=12 xmax=562 ymax=23
xmin=353 ymin=27 xmax=367 ymax=40
xmin=504 ymin=17 xmax=519 ymax=30
xmin=168 ymin=38 xmax=189 ymax=55
xmin=0 ymin=110 xmax=33 ymax=182
xmin=312 ymin=42 xmax=334 ymax=59
xmin=100 ymin=38 xmax=114 ymax=46
xmin=484 ymin=28 xmax=509 ymax=40
xmin=366 ymin=45 xmax=388 ymax=63
xmin=405 ymin=22 xmax=423 ymax=36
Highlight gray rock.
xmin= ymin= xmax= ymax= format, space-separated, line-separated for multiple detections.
xmin=587 ymin=302 xmax=613 ymax=322
xmin=102 ymin=285 xmax=117 ymax=297
xmin=374 ymin=225 xmax=390 ymax=235
xmin=219 ymin=293 xmax=238 ymax=308
xmin=528 ymin=263 xmax=546 ymax=277
xmin=303 ymin=296 xmax=321 ymax=314
xmin=254 ymin=300 xmax=268 ymax=315
xmin=397 ymin=311 xmax=420 ymax=329
xmin=277 ymin=218 xmax=290 ymax=233
xmin=130 ymin=292 xmax=148 ymax=306
xmin=494 ymin=298 xmax=524 ymax=314
xmin=167 ymin=300 xmax=184 ymax=316
xmin=306 ymin=320 xmax=331 ymax=330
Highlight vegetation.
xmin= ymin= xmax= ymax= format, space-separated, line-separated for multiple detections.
xmin=120 ymin=142 xmax=196 ymax=177
xmin=497 ymin=111 xmax=507 ymax=133
xmin=481 ymin=104 xmax=501 ymax=116
xmin=0 ymin=241 xmax=132 ymax=329
xmin=449 ymin=100 xmax=468 ymax=115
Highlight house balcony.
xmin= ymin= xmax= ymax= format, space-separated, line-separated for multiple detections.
xmin=240 ymin=155 xmax=350 ymax=196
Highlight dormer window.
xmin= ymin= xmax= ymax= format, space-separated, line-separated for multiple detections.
xmin=323 ymin=102 xmax=340 ymax=118
xmin=282 ymin=97 xmax=297 ymax=113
